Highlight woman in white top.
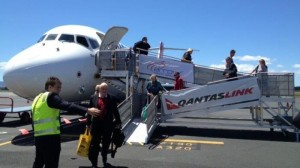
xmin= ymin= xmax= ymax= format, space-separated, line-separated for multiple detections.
xmin=251 ymin=59 xmax=268 ymax=74
xmin=251 ymin=59 xmax=269 ymax=96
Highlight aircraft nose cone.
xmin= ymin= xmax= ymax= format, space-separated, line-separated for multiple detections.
xmin=3 ymin=48 xmax=45 ymax=99
xmin=3 ymin=59 xmax=32 ymax=98
xmin=3 ymin=58 xmax=20 ymax=89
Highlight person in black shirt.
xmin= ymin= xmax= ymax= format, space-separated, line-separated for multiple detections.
xmin=223 ymin=57 xmax=238 ymax=81
xmin=133 ymin=37 xmax=151 ymax=55
xmin=146 ymin=74 xmax=168 ymax=109
xmin=87 ymin=83 xmax=122 ymax=168
xmin=181 ymin=48 xmax=193 ymax=63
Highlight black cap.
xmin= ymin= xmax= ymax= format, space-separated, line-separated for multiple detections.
xmin=142 ymin=37 xmax=147 ymax=41
xmin=174 ymin=72 xmax=180 ymax=76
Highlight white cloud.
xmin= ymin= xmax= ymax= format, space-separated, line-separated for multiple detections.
xmin=293 ymin=64 xmax=300 ymax=68
xmin=0 ymin=62 xmax=7 ymax=70
xmin=235 ymin=64 xmax=256 ymax=73
xmin=276 ymin=64 xmax=283 ymax=68
xmin=210 ymin=63 xmax=255 ymax=73
xmin=210 ymin=64 xmax=224 ymax=69
xmin=235 ymin=55 xmax=270 ymax=62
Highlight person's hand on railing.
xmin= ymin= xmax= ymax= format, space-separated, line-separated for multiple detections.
xmin=250 ymin=72 xmax=257 ymax=77
xmin=148 ymin=92 xmax=154 ymax=98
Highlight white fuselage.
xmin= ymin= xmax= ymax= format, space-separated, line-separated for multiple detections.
xmin=3 ymin=25 xmax=106 ymax=101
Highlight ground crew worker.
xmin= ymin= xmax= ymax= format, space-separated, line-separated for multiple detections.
xmin=32 ymin=76 xmax=100 ymax=168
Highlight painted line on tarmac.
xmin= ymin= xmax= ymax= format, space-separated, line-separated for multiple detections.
xmin=126 ymin=142 xmax=144 ymax=146
xmin=161 ymin=138 xmax=224 ymax=145
xmin=0 ymin=141 xmax=11 ymax=147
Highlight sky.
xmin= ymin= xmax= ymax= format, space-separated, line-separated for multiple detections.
xmin=1 ymin=0 xmax=300 ymax=86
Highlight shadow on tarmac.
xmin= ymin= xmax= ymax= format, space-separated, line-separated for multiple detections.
xmin=0 ymin=117 xmax=31 ymax=127
xmin=11 ymin=120 xmax=297 ymax=147
xmin=149 ymin=125 xmax=297 ymax=146
xmin=11 ymin=119 xmax=86 ymax=146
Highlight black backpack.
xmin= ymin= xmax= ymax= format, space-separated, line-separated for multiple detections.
xmin=111 ymin=128 xmax=125 ymax=158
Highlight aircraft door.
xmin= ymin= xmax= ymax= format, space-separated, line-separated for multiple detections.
xmin=98 ymin=26 xmax=128 ymax=50
xmin=95 ymin=26 xmax=128 ymax=69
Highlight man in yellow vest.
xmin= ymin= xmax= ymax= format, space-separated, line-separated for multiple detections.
xmin=32 ymin=76 xmax=100 ymax=168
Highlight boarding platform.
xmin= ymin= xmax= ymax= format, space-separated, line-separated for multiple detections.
xmin=94 ymin=47 xmax=299 ymax=143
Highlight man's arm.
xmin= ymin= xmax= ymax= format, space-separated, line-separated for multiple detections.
xmin=251 ymin=65 xmax=259 ymax=74
xmin=133 ymin=41 xmax=142 ymax=53
xmin=146 ymin=83 xmax=151 ymax=94
xmin=86 ymin=95 xmax=94 ymax=127
xmin=158 ymin=82 xmax=168 ymax=92
xmin=47 ymin=93 xmax=99 ymax=117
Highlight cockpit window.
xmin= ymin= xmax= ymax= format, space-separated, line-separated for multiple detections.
xmin=46 ymin=34 xmax=58 ymax=40
xmin=76 ymin=36 xmax=89 ymax=48
xmin=37 ymin=34 xmax=46 ymax=43
xmin=59 ymin=34 xmax=74 ymax=42
xmin=88 ymin=38 xmax=99 ymax=49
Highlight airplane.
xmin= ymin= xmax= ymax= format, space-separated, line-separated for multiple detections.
xmin=2 ymin=25 xmax=299 ymax=142
xmin=1 ymin=24 xmax=195 ymax=123
xmin=3 ymin=25 xmax=129 ymax=102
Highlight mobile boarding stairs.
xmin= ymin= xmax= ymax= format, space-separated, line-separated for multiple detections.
xmin=2 ymin=26 xmax=297 ymax=141
xmin=95 ymin=49 xmax=299 ymax=144
xmin=124 ymin=74 xmax=299 ymax=144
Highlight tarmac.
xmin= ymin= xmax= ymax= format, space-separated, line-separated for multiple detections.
xmin=1 ymin=91 xmax=300 ymax=168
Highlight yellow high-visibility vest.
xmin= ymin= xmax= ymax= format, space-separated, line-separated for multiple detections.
xmin=32 ymin=92 xmax=60 ymax=137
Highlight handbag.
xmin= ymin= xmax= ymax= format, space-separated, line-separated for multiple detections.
xmin=76 ymin=127 xmax=92 ymax=157
xmin=141 ymin=105 xmax=148 ymax=122
xmin=111 ymin=128 xmax=125 ymax=158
